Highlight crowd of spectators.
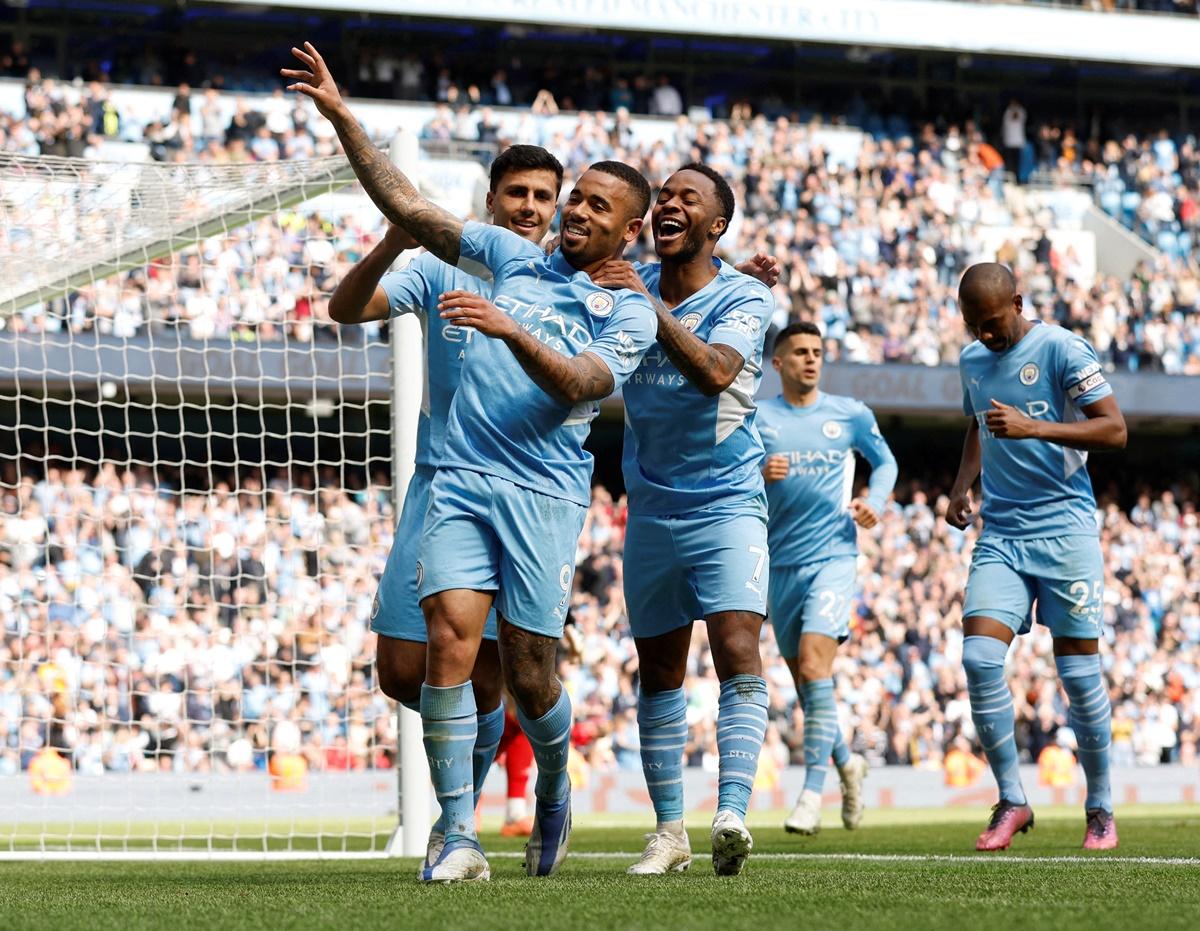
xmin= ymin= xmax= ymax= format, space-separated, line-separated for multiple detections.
xmin=5 ymin=74 xmax=1200 ymax=372
xmin=2 ymin=461 xmax=1196 ymax=780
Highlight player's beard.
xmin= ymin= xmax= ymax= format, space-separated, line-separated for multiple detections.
xmin=662 ymin=226 xmax=708 ymax=265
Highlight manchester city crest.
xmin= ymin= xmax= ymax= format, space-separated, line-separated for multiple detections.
xmin=822 ymin=421 xmax=843 ymax=439
xmin=1020 ymin=362 xmax=1040 ymax=386
xmin=585 ymin=291 xmax=615 ymax=317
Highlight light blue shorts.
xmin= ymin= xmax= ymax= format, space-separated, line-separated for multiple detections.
xmin=417 ymin=467 xmax=585 ymax=639
xmin=768 ymin=555 xmax=857 ymax=658
xmin=370 ymin=469 xmax=498 ymax=643
xmin=963 ymin=534 xmax=1104 ymax=639
xmin=624 ymin=501 xmax=769 ymax=640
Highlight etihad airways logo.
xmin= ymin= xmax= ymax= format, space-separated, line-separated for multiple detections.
xmin=629 ymin=345 xmax=688 ymax=388
xmin=494 ymin=295 xmax=593 ymax=352
xmin=782 ymin=449 xmax=849 ymax=465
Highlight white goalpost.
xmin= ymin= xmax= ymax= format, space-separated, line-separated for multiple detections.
xmin=0 ymin=139 xmax=436 ymax=858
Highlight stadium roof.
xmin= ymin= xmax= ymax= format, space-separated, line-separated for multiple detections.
xmin=224 ymin=0 xmax=1200 ymax=70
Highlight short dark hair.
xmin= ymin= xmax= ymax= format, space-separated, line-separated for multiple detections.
xmin=772 ymin=321 xmax=822 ymax=354
xmin=676 ymin=162 xmax=735 ymax=237
xmin=588 ymin=160 xmax=652 ymax=219
xmin=490 ymin=145 xmax=564 ymax=193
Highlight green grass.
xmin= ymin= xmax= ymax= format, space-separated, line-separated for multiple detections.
xmin=2 ymin=807 xmax=1198 ymax=931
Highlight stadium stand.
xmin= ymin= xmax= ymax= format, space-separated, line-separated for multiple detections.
xmin=3 ymin=74 xmax=1200 ymax=373
xmin=2 ymin=467 xmax=1196 ymax=778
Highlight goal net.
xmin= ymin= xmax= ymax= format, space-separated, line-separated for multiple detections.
xmin=0 ymin=150 xmax=415 ymax=856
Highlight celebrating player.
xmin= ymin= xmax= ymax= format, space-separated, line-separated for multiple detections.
xmin=284 ymin=43 xmax=656 ymax=882
xmin=325 ymin=144 xmax=564 ymax=864
xmin=591 ymin=164 xmax=775 ymax=877
xmin=947 ymin=262 xmax=1126 ymax=851
xmin=756 ymin=321 xmax=897 ymax=836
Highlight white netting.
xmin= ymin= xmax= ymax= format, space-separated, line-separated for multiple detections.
xmin=0 ymin=152 xmax=404 ymax=854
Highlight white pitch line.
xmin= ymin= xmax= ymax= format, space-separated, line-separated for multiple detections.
xmin=1 ymin=851 xmax=1195 ymax=866
xmin=488 ymin=851 xmax=1200 ymax=866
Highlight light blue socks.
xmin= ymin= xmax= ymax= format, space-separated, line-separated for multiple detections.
xmin=716 ymin=675 xmax=769 ymax=817
xmin=637 ymin=686 xmax=688 ymax=825
xmin=420 ymin=682 xmax=478 ymax=842
xmin=963 ymin=635 xmax=1026 ymax=805
xmin=800 ymin=678 xmax=843 ymax=793
xmin=1055 ymin=653 xmax=1113 ymax=811
xmin=515 ymin=686 xmax=573 ymax=802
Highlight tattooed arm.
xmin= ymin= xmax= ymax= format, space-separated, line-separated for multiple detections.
xmin=438 ymin=291 xmax=615 ymax=404
xmin=653 ymin=309 xmax=745 ymax=397
xmin=282 ymin=42 xmax=463 ymax=265
xmin=590 ymin=260 xmax=744 ymax=397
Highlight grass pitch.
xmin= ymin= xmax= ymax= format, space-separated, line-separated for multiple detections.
xmin=1 ymin=806 xmax=1197 ymax=931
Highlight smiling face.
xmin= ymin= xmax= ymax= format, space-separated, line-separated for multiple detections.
xmin=559 ymin=168 xmax=645 ymax=267
xmin=651 ymin=168 xmax=728 ymax=263
xmin=486 ymin=168 xmax=561 ymax=243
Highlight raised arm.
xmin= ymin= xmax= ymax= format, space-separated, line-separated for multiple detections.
xmin=437 ymin=291 xmax=614 ymax=404
xmin=946 ymin=417 xmax=981 ymax=530
xmin=282 ymin=42 xmax=463 ymax=264
xmin=328 ymin=224 xmax=417 ymax=325
xmin=589 ymin=260 xmax=743 ymax=396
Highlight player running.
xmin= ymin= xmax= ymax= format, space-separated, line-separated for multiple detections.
xmin=591 ymin=164 xmax=775 ymax=877
xmin=285 ymin=42 xmax=657 ymax=882
xmin=326 ymin=144 xmax=564 ymax=862
xmin=947 ymin=262 xmax=1126 ymax=851
xmin=756 ymin=321 xmax=897 ymax=836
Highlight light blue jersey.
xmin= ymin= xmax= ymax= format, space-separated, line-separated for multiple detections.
xmin=756 ymin=392 xmax=898 ymax=567
xmin=621 ymin=259 xmax=774 ymax=515
xmin=379 ymin=253 xmax=485 ymax=476
xmin=372 ymin=251 xmax=498 ymax=643
xmin=441 ymin=221 xmax=657 ymax=507
xmin=960 ymin=320 xmax=1112 ymax=539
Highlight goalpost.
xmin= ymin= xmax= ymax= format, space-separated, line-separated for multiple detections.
xmin=0 ymin=140 xmax=433 ymax=858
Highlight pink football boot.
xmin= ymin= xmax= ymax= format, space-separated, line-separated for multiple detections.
xmin=975 ymin=800 xmax=1035 ymax=851
xmin=1083 ymin=808 xmax=1118 ymax=851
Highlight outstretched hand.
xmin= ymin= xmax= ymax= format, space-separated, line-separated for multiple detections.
xmin=985 ymin=399 xmax=1039 ymax=440
xmin=281 ymin=42 xmax=347 ymax=122
xmin=735 ymin=252 xmax=781 ymax=288
xmin=438 ymin=290 xmax=516 ymax=339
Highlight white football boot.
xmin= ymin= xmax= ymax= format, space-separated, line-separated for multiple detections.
xmin=627 ymin=826 xmax=692 ymax=875
xmin=710 ymin=810 xmax=753 ymax=876
xmin=783 ymin=788 xmax=823 ymax=835
xmin=838 ymin=753 xmax=869 ymax=830
xmin=418 ymin=838 xmax=490 ymax=883
xmin=423 ymin=827 xmax=445 ymax=871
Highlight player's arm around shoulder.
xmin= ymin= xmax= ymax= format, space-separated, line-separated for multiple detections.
xmin=592 ymin=259 xmax=750 ymax=396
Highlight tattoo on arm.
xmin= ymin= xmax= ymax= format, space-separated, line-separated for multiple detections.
xmin=654 ymin=304 xmax=744 ymax=396
xmin=333 ymin=116 xmax=463 ymax=264
xmin=503 ymin=327 xmax=615 ymax=405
